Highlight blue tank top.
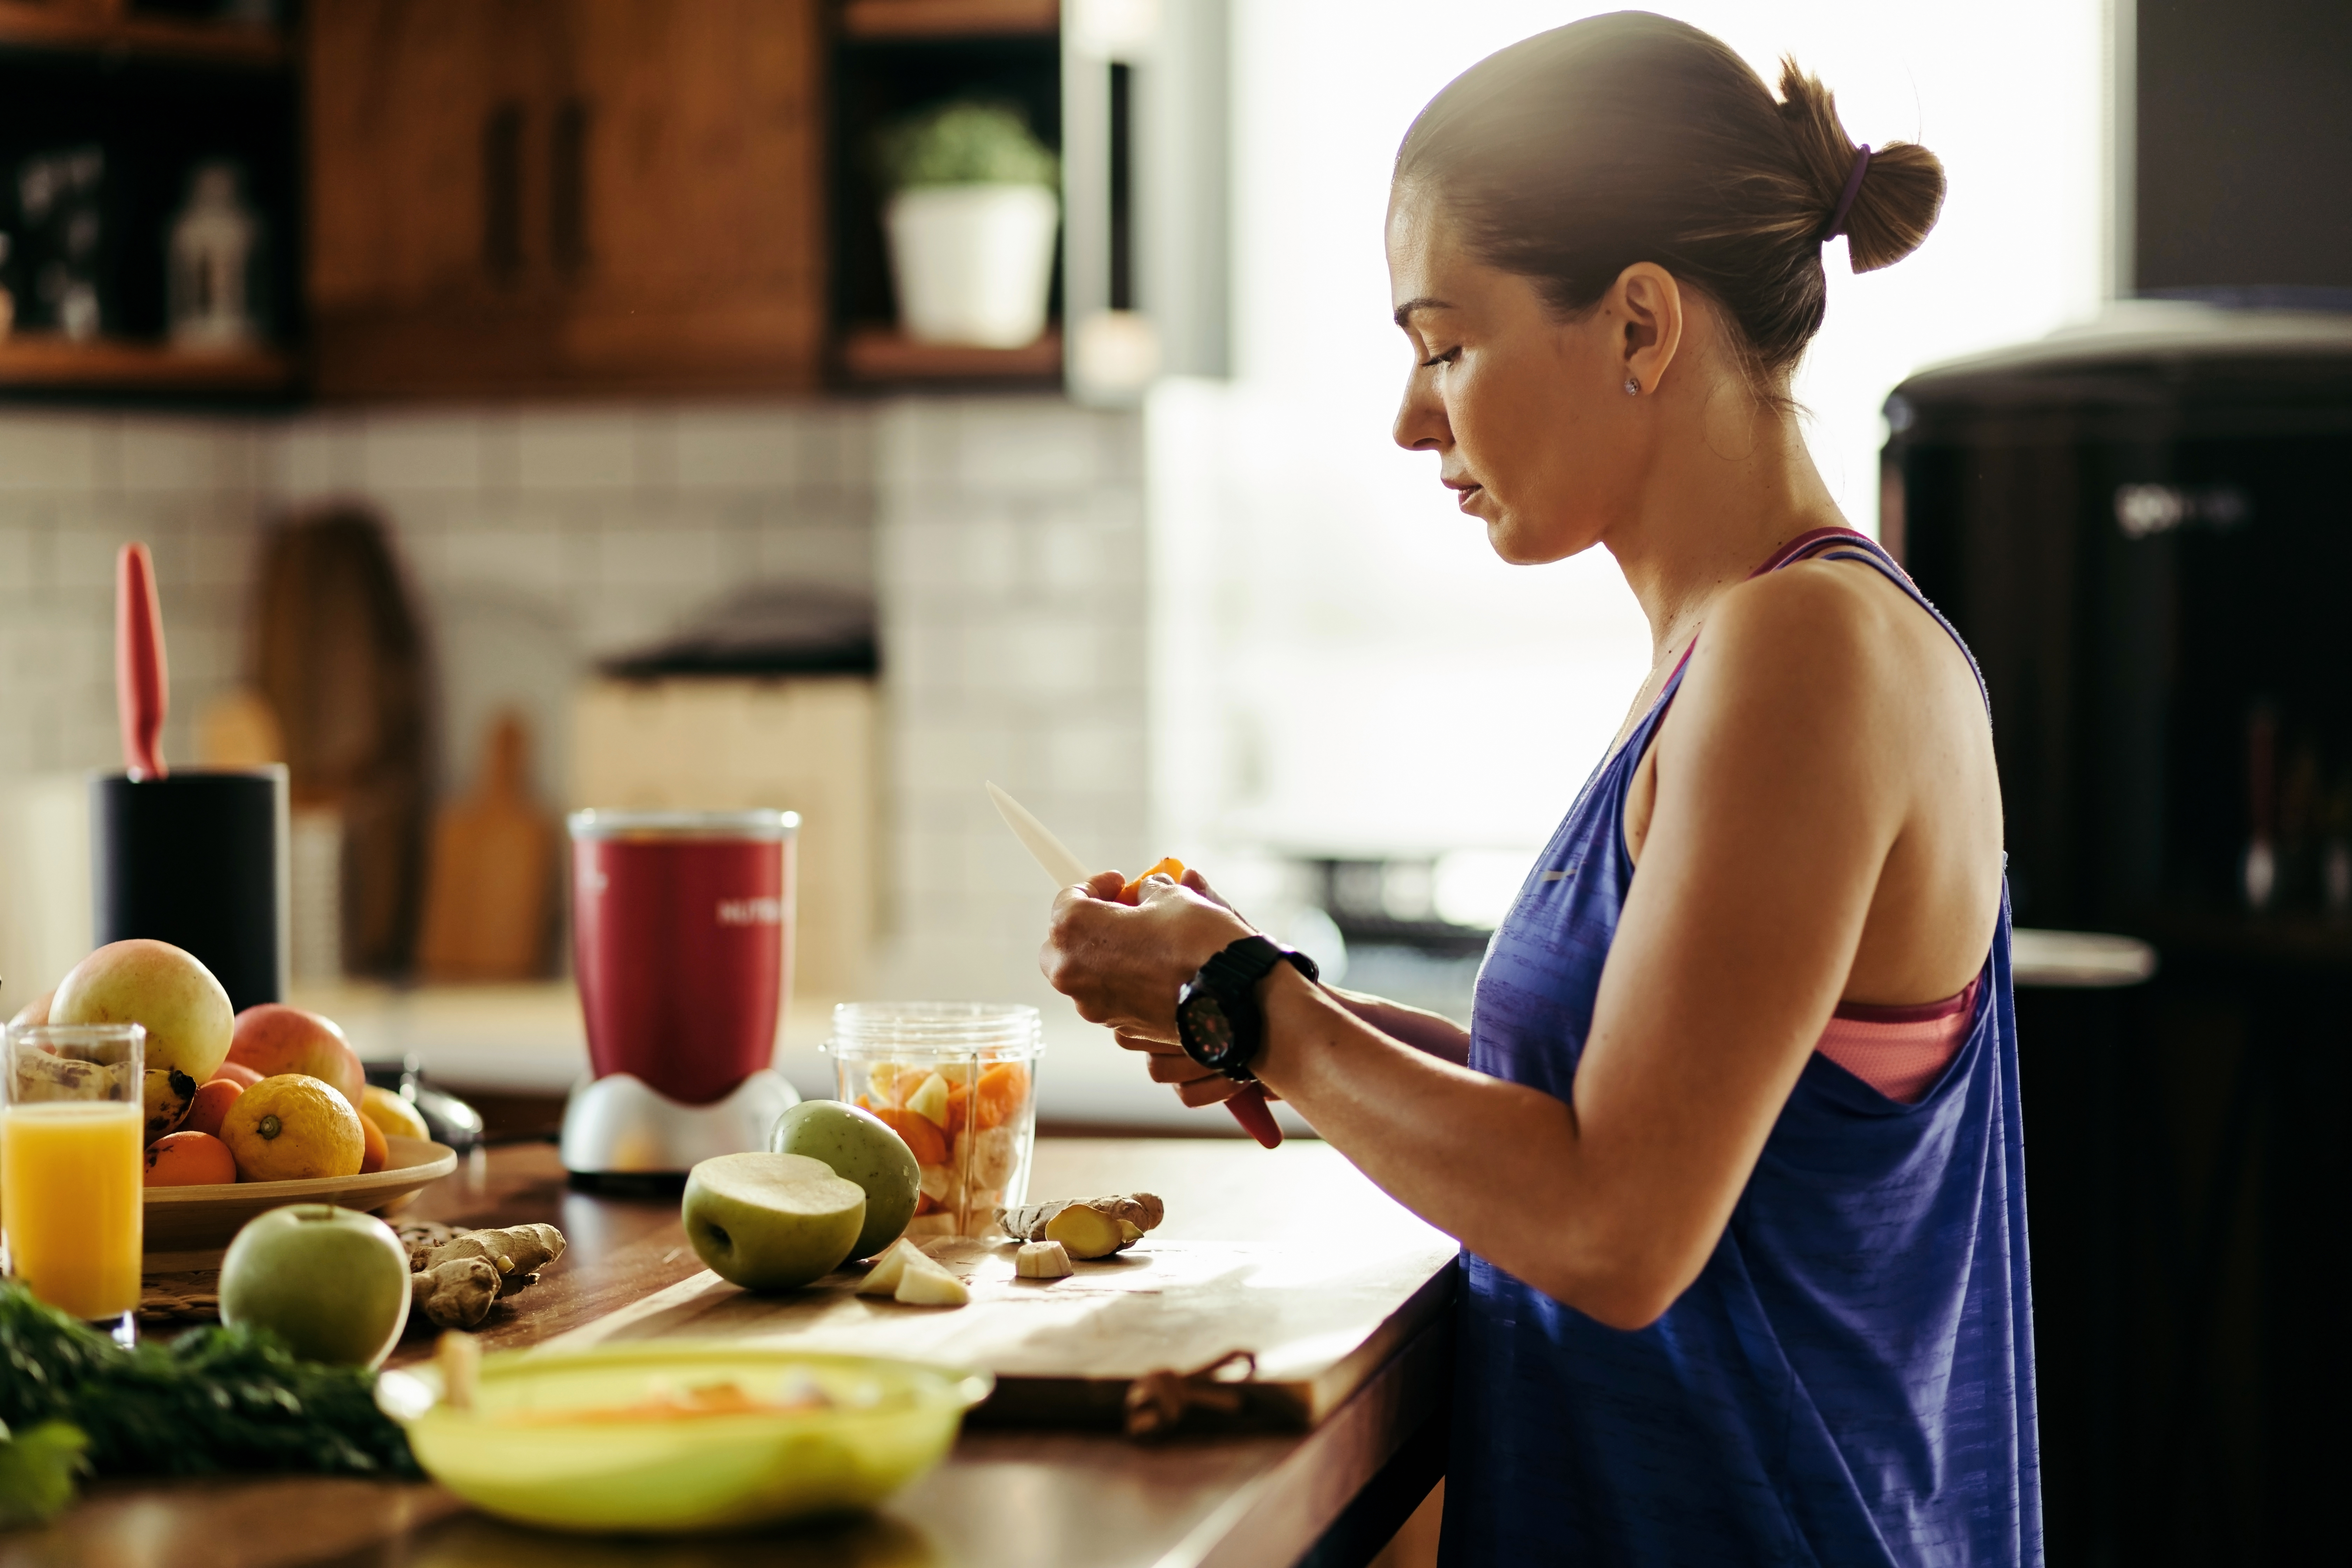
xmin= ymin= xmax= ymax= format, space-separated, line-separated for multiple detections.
xmin=1441 ymin=530 xmax=2042 ymax=1567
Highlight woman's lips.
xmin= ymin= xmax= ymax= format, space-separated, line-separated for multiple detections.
xmin=1450 ymin=483 xmax=1483 ymax=512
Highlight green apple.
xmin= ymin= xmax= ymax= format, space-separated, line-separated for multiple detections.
xmin=681 ymin=1153 xmax=866 ymax=1293
xmin=219 ymin=1204 xmax=412 ymax=1368
xmin=52 ymin=939 xmax=233 ymax=1086
xmin=769 ymin=1099 xmax=920 ymax=1261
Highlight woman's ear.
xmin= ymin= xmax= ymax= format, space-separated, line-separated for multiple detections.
xmin=1613 ymin=263 xmax=1685 ymax=396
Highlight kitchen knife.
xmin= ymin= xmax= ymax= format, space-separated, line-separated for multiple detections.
xmin=116 ymin=542 xmax=168 ymax=780
xmin=985 ymin=782 xmax=1284 ymax=1149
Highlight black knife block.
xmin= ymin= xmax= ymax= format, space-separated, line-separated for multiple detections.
xmin=91 ymin=768 xmax=288 ymax=1011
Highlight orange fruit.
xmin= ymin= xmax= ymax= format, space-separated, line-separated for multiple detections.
xmin=871 ymin=1106 xmax=947 ymax=1167
xmin=974 ymin=1062 xmax=1030 ymax=1130
xmin=184 ymin=1077 xmax=243 ymax=1139
xmin=1120 ymin=856 xmax=1185 ymax=903
xmin=359 ymin=1084 xmax=429 ymax=1142
xmin=220 ymin=1074 xmax=365 ymax=1182
xmin=146 ymin=1131 xmax=237 ymax=1187
xmin=357 ymin=1112 xmax=390 ymax=1174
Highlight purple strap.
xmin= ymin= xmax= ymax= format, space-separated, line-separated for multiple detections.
xmin=1823 ymin=144 xmax=1872 ymax=240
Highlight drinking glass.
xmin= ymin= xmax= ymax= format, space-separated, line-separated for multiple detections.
xmin=825 ymin=1002 xmax=1043 ymax=1238
xmin=2 ymin=1022 xmax=146 ymax=1334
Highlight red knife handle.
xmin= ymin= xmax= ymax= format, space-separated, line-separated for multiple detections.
xmin=116 ymin=542 xmax=168 ymax=779
xmin=1225 ymin=1085 xmax=1282 ymax=1148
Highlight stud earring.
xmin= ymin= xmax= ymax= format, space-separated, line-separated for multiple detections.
xmin=1623 ymin=377 xmax=1640 ymax=396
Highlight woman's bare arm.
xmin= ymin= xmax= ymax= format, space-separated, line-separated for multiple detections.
xmin=1043 ymin=570 xmax=1955 ymax=1329
xmin=1324 ymin=989 xmax=1470 ymax=1066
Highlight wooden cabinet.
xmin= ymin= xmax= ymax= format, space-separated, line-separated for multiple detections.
xmin=308 ymin=0 xmax=825 ymax=398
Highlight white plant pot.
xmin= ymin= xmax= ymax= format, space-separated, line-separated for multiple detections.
xmin=884 ymin=184 xmax=1060 ymax=349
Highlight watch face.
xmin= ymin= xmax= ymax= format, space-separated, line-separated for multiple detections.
xmin=1177 ymin=984 xmax=1236 ymax=1068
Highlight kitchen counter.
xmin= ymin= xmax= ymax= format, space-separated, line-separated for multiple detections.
xmin=299 ymin=982 xmax=1321 ymax=1138
xmin=4 ymin=1139 xmax=1454 ymax=1568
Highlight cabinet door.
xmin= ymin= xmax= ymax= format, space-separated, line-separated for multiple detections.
xmin=551 ymin=0 xmax=826 ymax=389
xmin=308 ymin=0 xmax=822 ymax=397
xmin=309 ymin=0 xmax=563 ymax=393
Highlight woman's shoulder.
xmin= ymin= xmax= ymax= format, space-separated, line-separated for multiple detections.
xmin=1672 ymin=551 xmax=1975 ymax=754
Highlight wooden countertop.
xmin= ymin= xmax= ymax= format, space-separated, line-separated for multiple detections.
xmin=4 ymin=1140 xmax=1456 ymax=1568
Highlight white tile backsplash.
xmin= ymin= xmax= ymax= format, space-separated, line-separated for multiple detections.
xmin=0 ymin=391 xmax=1147 ymax=1044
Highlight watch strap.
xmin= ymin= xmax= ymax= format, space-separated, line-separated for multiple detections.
xmin=1181 ymin=936 xmax=1318 ymax=1081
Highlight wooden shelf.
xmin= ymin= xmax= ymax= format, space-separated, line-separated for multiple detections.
xmin=0 ymin=1 xmax=287 ymax=66
xmin=840 ymin=0 xmax=1057 ymax=41
xmin=0 ymin=335 xmax=296 ymax=394
xmin=839 ymin=325 xmax=1062 ymax=383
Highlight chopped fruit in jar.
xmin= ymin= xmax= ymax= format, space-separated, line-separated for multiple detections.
xmin=872 ymin=1106 xmax=946 ymax=1166
xmin=918 ymin=1163 xmax=952 ymax=1204
xmin=945 ymin=1082 xmax=969 ymax=1137
xmin=904 ymin=1072 xmax=951 ymax=1128
xmin=904 ymin=1213 xmax=956 ymax=1237
xmin=1120 ymin=857 xmax=1186 ymax=903
xmin=972 ymin=1126 xmax=1018 ymax=1190
xmin=973 ymin=1063 xmax=1030 ymax=1130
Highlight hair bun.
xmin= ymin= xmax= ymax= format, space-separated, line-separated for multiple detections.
xmin=1775 ymin=58 xmax=1944 ymax=272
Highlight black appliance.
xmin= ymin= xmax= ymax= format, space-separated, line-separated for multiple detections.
xmin=1885 ymin=302 xmax=2352 ymax=1568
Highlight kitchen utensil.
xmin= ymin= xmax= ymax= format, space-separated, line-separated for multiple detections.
xmin=141 ymin=1134 xmax=457 ymax=1258
xmin=825 ymin=1001 xmax=1042 ymax=1236
xmin=561 ymin=810 xmax=802 ymax=1177
xmin=416 ymin=711 xmax=554 ymax=981
xmin=376 ymin=1344 xmax=990 ymax=1534
xmin=532 ymin=1140 xmax=1459 ymax=1432
xmin=100 ymin=540 xmax=290 ymax=1008
xmin=115 ymin=543 xmax=167 ymax=779
xmin=91 ymin=767 xmax=289 ymax=1011
xmin=985 ymin=782 xmax=1284 ymax=1148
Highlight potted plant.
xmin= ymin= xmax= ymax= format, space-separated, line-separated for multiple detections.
xmin=875 ymin=102 xmax=1059 ymax=349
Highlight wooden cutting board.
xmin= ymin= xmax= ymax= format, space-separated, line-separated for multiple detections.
xmin=536 ymin=1140 xmax=1462 ymax=1430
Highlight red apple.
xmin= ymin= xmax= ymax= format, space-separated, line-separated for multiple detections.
xmin=226 ymin=1005 xmax=365 ymax=1110
xmin=210 ymin=1062 xmax=262 ymax=1087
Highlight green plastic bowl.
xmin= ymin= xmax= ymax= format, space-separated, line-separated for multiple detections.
xmin=376 ymin=1343 xmax=991 ymax=1534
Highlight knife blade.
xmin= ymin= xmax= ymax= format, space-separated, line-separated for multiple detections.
xmin=984 ymin=781 xmax=1284 ymax=1148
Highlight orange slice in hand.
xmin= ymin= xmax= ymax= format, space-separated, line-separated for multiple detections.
xmin=1120 ymin=857 xmax=1185 ymax=904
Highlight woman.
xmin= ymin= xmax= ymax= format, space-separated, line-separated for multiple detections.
xmin=1041 ymin=13 xmax=2037 ymax=1566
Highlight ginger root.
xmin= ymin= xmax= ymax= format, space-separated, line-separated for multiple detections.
xmin=997 ymin=1193 xmax=1163 ymax=1255
xmin=413 ymin=1257 xmax=500 ymax=1329
xmin=405 ymin=1222 xmax=567 ymax=1330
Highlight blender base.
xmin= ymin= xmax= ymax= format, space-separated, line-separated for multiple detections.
xmin=559 ymin=1068 xmax=801 ymax=1177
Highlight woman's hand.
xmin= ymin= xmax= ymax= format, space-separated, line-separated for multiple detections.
xmin=1039 ymin=867 xmax=1254 ymax=1103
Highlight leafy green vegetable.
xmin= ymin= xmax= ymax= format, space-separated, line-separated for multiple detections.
xmin=0 ymin=1283 xmax=418 ymax=1483
xmin=875 ymin=100 xmax=1058 ymax=192
xmin=0 ymin=1419 xmax=89 ymax=1530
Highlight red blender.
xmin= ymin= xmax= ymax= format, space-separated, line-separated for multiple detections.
xmin=560 ymin=810 xmax=802 ymax=1177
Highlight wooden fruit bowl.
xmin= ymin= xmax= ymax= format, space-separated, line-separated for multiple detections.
xmin=144 ymin=1134 xmax=459 ymax=1260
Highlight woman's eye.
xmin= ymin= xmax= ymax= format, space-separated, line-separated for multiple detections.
xmin=1419 ymin=346 xmax=1459 ymax=369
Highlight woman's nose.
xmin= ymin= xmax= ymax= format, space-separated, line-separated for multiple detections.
xmin=1394 ymin=379 xmax=1449 ymax=452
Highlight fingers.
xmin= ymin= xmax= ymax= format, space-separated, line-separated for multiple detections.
xmin=1083 ymin=869 xmax=1127 ymax=899
xmin=1147 ymin=1053 xmax=1220 ymax=1085
xmin=1181 ymin=867 xmax=1234 ymax=911
xmin=1113 ymin=1028 xmax=1182 ymax=1054
xmin=1176 ymin=1075 xmax=1241 ymax=1108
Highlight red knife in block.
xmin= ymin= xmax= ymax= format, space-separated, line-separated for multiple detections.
xmin=116 ymin=542 xmax=169 ymax=780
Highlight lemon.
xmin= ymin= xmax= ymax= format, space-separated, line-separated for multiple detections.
xmin=222 ymin=1074 xmax=365 ymax=1182
xmin=360 ymin=1084 xmax=431 ymax=1143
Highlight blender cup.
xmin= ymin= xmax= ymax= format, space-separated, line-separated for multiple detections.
xmin=825 ymin=1002 xmax=1043 ymax=1238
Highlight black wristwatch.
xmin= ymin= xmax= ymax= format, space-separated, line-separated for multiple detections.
xmin=1175 ymin=936 xmax=1320 ymax=1082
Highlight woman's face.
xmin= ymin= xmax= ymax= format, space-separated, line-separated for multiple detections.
xmin=1386 ymin=185 xmax=1656 ymax=566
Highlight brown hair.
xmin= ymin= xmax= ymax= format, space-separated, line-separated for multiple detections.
xmin=1395 ymin=12 xmax=1945 ymax=389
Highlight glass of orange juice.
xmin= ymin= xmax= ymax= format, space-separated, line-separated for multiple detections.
xmin=2 ymin=1021 xmax=146 ymax=1337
